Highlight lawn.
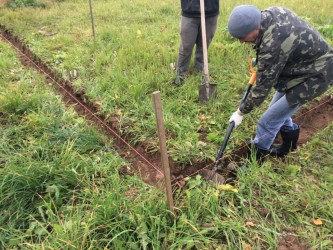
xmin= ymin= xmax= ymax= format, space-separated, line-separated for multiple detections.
xmin=0 ymin=0 xmax=332 ymax=249
xmin=0 ymin=0 xmax=332 ymax=165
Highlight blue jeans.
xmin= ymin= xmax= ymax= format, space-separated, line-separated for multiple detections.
xmin=253 ymin=91 xmax=302 ymax=150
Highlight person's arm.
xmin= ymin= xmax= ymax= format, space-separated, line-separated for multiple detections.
xmin=239 ymin=29 xmax=299 ymax=114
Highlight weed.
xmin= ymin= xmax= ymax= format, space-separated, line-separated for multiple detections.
xmin=6 ymin=0 xmax=46 ymax=8
xmin=0 ymin=1 xmax=332 ymax=249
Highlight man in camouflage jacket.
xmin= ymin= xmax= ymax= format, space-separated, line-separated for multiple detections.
xmin=227 ymin=5 xmax=333 ymax=165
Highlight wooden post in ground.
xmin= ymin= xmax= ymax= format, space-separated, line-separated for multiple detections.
xmin=89 ymin=0 xmax=96 ymax=40
xmin=152 ymin=91 xmax=174 ymax=214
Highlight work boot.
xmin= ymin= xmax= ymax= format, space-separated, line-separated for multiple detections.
xmin=227 ymin=144 xmax=270 ymax=171
xmin=270 ymin=125 xmax=300 ymax=157
xmin=247 ymin=144 xmax=270 ymax=165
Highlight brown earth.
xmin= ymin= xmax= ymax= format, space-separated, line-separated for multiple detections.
xmin=0 ymin=24 xmax=333 ymax=190
xmin=277 ymin=235 xmax=310 ymax=250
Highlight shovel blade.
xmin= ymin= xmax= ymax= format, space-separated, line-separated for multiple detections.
xmin=200 ymin=169 xmax=225 ymax=186
xmin=199 ymin=83 xmax=217 ymax=103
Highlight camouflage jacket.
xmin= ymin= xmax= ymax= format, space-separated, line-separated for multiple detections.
xmin=240 ymin=6 xmax=333 ymax=114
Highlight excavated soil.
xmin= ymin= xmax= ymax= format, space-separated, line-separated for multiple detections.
xmin=1 ymin=25 xmax=333 ymax=189
xmin=277 ymin=234 xmax=310 ymax=250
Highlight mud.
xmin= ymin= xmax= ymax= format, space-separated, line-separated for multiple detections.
xmin=1 ymin=25 xmax=333 ymax=189
xmin=277 ymin=235 xmax=310 ymax=250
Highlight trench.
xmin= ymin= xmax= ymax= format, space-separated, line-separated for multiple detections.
xmin=1 ymin=25 xmax=333 ymax=188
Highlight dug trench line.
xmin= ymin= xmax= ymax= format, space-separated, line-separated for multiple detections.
xmin=176 ymin=94 xmax=333 ymax=183
xmin=0 ymin=25 xmax=166 ymax=188
xmin=1 ymin=25 xmax=333 ymax=188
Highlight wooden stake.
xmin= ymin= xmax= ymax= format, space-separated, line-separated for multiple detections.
xmin=152 ymin=91 xmax=174 ymax=214
xmin=89 ymin=0 xmax=96 ymax=40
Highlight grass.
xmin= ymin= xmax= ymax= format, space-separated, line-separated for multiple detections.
xmin=0 ymin=0 xmax=332 ymax=249
xmin=0 ymin=0 xmax=332 ymax=166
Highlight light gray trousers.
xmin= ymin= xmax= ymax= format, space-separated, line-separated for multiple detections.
xmin=176 ymin=15 xmax=218 ymax=76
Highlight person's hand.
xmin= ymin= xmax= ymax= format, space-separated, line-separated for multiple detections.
xmin=251 ymin=57 xmax=257 ymax=67
xmin=229 ymin=108 xmax=243 ymax=127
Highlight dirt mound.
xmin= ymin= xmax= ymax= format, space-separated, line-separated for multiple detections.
xmin=278 ymin=235 xmax=310 ymax=250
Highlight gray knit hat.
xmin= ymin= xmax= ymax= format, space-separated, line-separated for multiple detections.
xmin=228 ymin=5 xmax=261 ymax=38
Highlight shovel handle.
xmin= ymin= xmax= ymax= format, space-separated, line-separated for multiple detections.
xmin=216 ymin=121 xmax=235 ymax=161
xmin=249 ymin=58 xmax=257 ymax=86
xmin=209 ymin=121 xmax=235 ymax=180
xmin=211 ymin=60 xmax=256 ymax=171
xmin=239 ymin=60 xmax=257 ymax=106
xmin=240 ymin=84 xmax=252 ymax=104
xmin=200 ymin=0 xmax=209 ymax=80
xmin=209 ymin=58 xmax=257 ymax=178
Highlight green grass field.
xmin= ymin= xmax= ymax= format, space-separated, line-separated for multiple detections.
xmin=0 ymin=0 xmax=332 ymax=164
xmin=0 ymin=0 xmax=332 ymax=249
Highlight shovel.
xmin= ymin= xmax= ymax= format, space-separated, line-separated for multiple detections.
xmin=198 ymin=0 xmax=217 ymax=103
xmin=205 ymin=59 xmax=257 ymax=182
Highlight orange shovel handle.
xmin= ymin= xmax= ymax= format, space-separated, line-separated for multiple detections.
xmin=249 ymin=58 xmax=257 ymax=85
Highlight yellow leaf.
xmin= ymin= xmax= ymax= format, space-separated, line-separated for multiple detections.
xmin=217 ymin=184 xmax=238 ymax=193
xmin=198 ymin=114 xmax=206 ymax=121
xmin=312 ymin=218 xmax=323 ymax=225
xmin=116 ymin=109 xmax=123 ymax=116
xmin=196 ymin=141 xmax=206 ymax=147
xmin=245 ymin=243 xmax=252 ymax=250
xmin=245 ymin=221 xmax=255 ymax=227
xmin=235 ymin=139 xmax=242 ymax=145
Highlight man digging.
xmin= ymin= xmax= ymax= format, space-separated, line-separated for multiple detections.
xmin=226 ymin=5 xmax=333 ymax=170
